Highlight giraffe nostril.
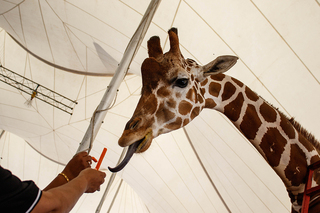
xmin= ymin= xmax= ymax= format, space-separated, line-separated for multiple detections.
xmin=129 ymin=118 xmax=141 ymax=130
xmin=131 ymin=121 xmax=139 ymax=129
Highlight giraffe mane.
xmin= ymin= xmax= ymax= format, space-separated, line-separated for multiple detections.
xmin=259 ymin=95 xmax=320 ymax=154
xmin=288 ymin=117 xmax=320 ymax=154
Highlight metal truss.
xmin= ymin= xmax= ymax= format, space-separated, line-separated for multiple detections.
xmin=0 ymin=64 xmax=77 ymax=115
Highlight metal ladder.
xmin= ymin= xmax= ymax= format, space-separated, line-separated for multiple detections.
xmin=301 ymin=161 xmax=320 ymax=213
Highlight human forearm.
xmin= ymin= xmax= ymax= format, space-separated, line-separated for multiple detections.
xmin=43 ymin=152 xmax=92 ymax=191
xmin=32 ymin=168 xmax=105 ymax=213
xmin=48 ymin=175 xmax=87 ymax=212
xmin=32 ymin=174 xmax=88 ymax=213
xmin=43 ymin=173 xmax=68 ymax=191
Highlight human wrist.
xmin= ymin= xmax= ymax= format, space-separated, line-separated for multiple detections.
xmin=59 ymin=172 xmax=69 ymax=182
xmin=43 ymin=171 xmax=70 ymax=191
xmin=61 ymin=168 xmax=76 ymax=181
xmin=76 ymin=170 xmax=91 ymax=192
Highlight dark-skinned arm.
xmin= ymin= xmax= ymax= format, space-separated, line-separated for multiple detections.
xmin=32 ymin=168 xmax=106 ymax=213
xmin=43 ymin=152 xmax=93 ymax=191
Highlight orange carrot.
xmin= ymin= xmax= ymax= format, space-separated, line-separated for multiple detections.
xmin=92 ymin=157 xmax=98 ymax=163
xmin=95 ymin=148 xmax=107 ymax=170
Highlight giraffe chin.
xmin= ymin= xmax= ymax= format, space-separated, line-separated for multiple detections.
xmin=108 ymin=131 xmax=153 ymax=173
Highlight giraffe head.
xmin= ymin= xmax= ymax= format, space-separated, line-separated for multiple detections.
xmin=109 ymin=28 xmax=238 ymax=172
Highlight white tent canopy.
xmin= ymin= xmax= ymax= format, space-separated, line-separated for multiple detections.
xmin=0 ymin=0 xmax=319 ymax=212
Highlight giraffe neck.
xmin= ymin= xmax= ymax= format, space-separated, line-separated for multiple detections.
xmin=202 ymin=74 xmax=320 ymax=212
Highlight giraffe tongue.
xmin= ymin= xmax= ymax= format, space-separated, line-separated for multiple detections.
xmin=108 ymin=140 xmax=141 ymax=173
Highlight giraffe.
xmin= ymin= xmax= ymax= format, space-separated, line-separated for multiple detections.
xmin=108 ymin=28 xmax=320 ymax=213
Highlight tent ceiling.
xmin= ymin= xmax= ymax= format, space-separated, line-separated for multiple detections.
xmin=0 ymin=0 xmax=319 ymax=212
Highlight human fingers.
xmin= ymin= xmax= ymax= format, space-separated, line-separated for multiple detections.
xmin=63 ymin=152 xmax=90 ymax=179
xmin=73 ymin=152 xmax=91 ymax=168
xmin=82 ymin=154 xmax=93 ymax=168
xmin=83 ymin=169 xmax=106 ymax=193
xmin=76 ymin=151 xmax=88 ymax=158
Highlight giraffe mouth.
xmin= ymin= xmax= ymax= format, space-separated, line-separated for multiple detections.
xmin=136 ymin=130 xmax=153 ymax=153
xmin=108 ymin=130 xmax=153 ymax=173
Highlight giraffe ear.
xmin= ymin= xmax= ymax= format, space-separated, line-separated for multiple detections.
xmin=200 ymin=55 xmax=238 ymax=80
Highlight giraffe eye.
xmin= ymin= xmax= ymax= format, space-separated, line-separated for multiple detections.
xmin=174 ymin=78 xmax=189 ymax=88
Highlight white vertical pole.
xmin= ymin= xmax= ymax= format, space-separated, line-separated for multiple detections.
xmin=75 ymin=0 xmax=162 ymax=212
xmin=77 ymin=0 xmax=162 ymax=153
xmin=94 ymin=0 xmax=162 ymax=211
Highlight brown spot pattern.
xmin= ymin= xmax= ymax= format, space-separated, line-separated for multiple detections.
xmin=197 ymin=94 xmax=204 ymax=104
xmin=183 ymin=118 xmax=190 ymax=126
xmin=222 ymin=82 xmax=236 ymax=101
xmin=186 ymin=88 xmax=195 ymax=102
xmin=201 ymin=78 xmax=208 ymax=87
xmin=157 ymin=86 xmax=171 ymax=98
xmin=260 ymin=127 xmax=286 ymax=167
xmin=141 ymin=58 xmax=163 ymax=92
xmin=240 ymin=104 xmax=262 ymax=140
xmin=179 ymin=100 xmax=193 ymax=115
xmin=245 ymin=86 xmax=259 ymax=101
xmin=231 ymin=77 xmax=244 ymax=87
xmin=167 ymin=98 xmax=176 ymax=108
xmin=311 ymin=155 xmax=320 ymax=166
xmin=224 ymin=92 xmax=244 ymax=122
xmin=211 ymin=74 xmax=225 ymax=81
xmin=193 ymin=87 xmax=198 ymax=102
xmin=165 ymin=117 xmax=182 ymax=130
xmin=200 ymin=88 xmax=206 ymax=96
xmin=205 ymin=99 xmax=217 ymax=108
xmin=260 ymin=102 xmax=277 ymax=122
xmin=194 ymin=83 xmax=198 ymax=90
xmin=284 ymin=144 xmax=307 ymax=186
xmin=142 ymin=94 xmax=158 ymax=115
xmin=208 ymin=82 xmax=221 ymax=97
xmin=191 ymin=107 xmax=200 ymax=120
xmin=156 ymin=103 xmax=175 ymax=122
xmin=298 ymin=134 xmax=315 ymax=152
xmin=280 ymin=113 xmax=295 ymax=139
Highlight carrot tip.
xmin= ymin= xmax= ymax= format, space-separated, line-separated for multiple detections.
xmin=92 ymin=157 xmax=98 ymax=162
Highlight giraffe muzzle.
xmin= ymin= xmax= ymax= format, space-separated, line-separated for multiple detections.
xmin=108 ymin=130 xmax=153 ymax=172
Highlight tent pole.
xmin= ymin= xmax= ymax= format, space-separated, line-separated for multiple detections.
xmin=94 ymin=0 xmax=162 ymax=211
xmin=76 ymin=0 xmax=162 ymax=153
xmin=106 ymin=179 xmax=123 ymax=213
xmin=73 ymin=0 xmax=161 ymax=211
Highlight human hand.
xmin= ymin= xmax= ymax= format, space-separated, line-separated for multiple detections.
xmin=79 ymin=168 xmax=106 ymax=193
xmin=62 ymin=152 xmax=93 ymax=181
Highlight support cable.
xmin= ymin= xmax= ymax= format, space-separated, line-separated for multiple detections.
xmin=106 ymin=179 xmax=123 ymax=213
xmin=0 ymin=130 xmax=5 ymax=139
xmin=96 ymin=148 xmax=127 ymax=213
